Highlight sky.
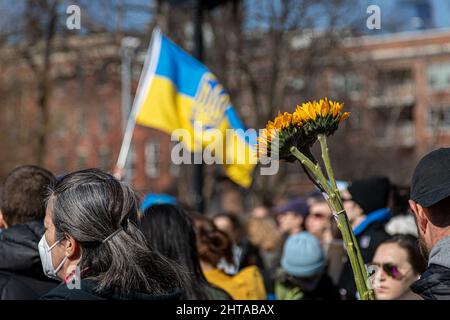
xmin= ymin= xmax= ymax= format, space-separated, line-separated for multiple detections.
xmin=361 ymin=0 xmax=450 ymax=30
xmin=106 ymin=0 xmax=450 ymax=33
xmin=430 ymin=0 xmax=450 ymax=28
xmin=1 ymin=0 xmax=450 ymax=34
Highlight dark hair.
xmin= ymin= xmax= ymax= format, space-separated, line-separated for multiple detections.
xmin=140 ymin=204 xmax=230 ymax=299
xmin=213 ymin=212 xmax=242 ymax=238
xmin=1 ymin=165 xmax=55 ymax=226
xmin=307 ymin=191 xmax=327 ymax=204
xmin=48 ymin=169 xmax=184 ymax=295
xmin=389 ymin=185 xmax=410 ymax=216
xmin=191 ymin=213 xmax=234 ymax=267
xmin=380 ymin=234 xmax=427 ymax=275
xmin=427 ymin=196 xmax=450 ymax=228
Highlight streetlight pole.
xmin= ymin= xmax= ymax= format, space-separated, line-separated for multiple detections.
xmin=193 ymin=0 xmax=204 ymax=213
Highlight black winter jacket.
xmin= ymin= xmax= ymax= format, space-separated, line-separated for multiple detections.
xmin=0 ymin=220 xmax=58 ymax=299
xmin=43 ymin=279 xmax=183 ymax=300
xmin=411 ymin=264 xmax=450 ymax=300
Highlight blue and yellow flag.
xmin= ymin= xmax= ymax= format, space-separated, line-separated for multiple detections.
xmin=132 ymin=28 xmax=257 ymax=188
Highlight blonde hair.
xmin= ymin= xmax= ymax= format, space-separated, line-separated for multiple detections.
xmin=246 ymin=217 xmax=282 ymax=251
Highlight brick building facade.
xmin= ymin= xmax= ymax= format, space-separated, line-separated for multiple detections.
xmin=1 ymin=29 xmax=449 ymax=203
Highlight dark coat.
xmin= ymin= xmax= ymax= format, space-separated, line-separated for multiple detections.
xmin=0 ymin=220 xmax=58 ymax=299
xmin=411 ymin=264 xmax=450 ymax=300
xmin=43 ymin=279 xmax=183 ymax=300
xmin=338 ymin=219 xmax=390 ymax=300
xmin=275 ymin=268 xmax=340 ymax=300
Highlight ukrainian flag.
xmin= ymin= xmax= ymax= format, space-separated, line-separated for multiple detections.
xmin=132 ymin=28 xmax=257 ymax=188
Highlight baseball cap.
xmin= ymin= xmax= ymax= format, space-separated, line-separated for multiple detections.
xmin=411 ymin=148 xmax=450 ymax=208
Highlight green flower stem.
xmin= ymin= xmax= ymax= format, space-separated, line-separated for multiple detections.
xmin=289 ymin=147 xmax=332 ymax=195
xmin=318 ymin=135 xmax=339 ymax=199
xmin=290 ymin=145 xmax=375 ymax=300
xmin=317 ymin=135 xmax=374 ymax=300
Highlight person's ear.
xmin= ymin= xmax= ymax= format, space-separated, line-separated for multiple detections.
xmin=0 ymin=210 xmax=8 ymax=229
xmin=409 ymin=200 xmax=428 ymax=234
xmin=63 ymin=234 xmax=81 ymax=260
xmin=355 ymin=202 xmax=364 ymax=216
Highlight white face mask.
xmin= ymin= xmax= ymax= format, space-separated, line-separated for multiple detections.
xmin=38 ymin=235 xmax=68 ymax=281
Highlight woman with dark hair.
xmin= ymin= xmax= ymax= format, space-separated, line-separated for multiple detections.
xmin=213 ymin=213 xmax=265 ymax=275
xmin=191 ymin=214 xmax=267 ymax=300
xmin=371 ymin=234 xmax=427 ymax=300
xmin=139 ymin=204 xmax=231 ymax=300
xmin=39 ymin=169 xmax=184 ymax=300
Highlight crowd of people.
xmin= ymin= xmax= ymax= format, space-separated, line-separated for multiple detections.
xmin=0 ymin=147 xmax=449 ymax=300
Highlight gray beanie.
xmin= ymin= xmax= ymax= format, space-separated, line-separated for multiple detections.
xmin=281 ymin=232 xmax=325 ymax=277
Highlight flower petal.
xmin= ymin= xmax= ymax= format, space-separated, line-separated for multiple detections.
xmin=339 ymin=112 xmax=351 ymax=123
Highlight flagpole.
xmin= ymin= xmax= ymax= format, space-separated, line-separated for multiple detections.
xmin=193 ymin=0 xmax=205 ymax=213
xmin=119 ymin=37 xmax=140 ymax=182
xmin=115 ymin=28 xmax=162 ymax=177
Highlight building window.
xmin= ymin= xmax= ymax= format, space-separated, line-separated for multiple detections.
xmin=145 ymin=140 xmax=160 ymax=178
xmin=428 ymin=63 xmax=450 ymax=91
xmin=331 ymin=73 xmax=362 ymax=98
xmin=99 ymin=147 xmax=110 ymax=170
xmin=377 ymin=69 xmax=413 ymax=93
xmin=288 ymin=77 xmax=305 ymax=91
xmin=428 ymin=106 xmax=450 ymax=129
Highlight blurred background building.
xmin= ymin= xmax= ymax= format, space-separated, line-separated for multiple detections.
xmin=0 ymin=0 xmax=449 ymax=212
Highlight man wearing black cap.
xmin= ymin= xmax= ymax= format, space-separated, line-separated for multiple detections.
xmin=409 ymin=148 xmax=450 ymax=300
xmin=338 ymin=177 xmax=392 ymax=299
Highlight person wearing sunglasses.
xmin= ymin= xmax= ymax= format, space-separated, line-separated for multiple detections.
xmin=338 ymin=177 xmax=392 ymax=299
xmin=371 ymin=234 xmax=426 ymax=300
xmin=305 ymin=195 xmax=333 ymax=251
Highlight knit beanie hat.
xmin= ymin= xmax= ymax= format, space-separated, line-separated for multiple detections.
xmin=347 ymin=177 xmax=391 ymax=214
xmin=275 ymin=197 xmax=309 ymax=218
xmin=281 ymin=232 xmax=325 ymax=277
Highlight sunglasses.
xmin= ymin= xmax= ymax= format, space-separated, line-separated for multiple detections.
xmin=369 ymin=263 xmax=404 ymax=280
xmin=309 ymin=212 xmax=328 ymax=219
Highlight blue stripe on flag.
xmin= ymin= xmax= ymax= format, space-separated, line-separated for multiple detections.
xmin=155 ymin=34 xmax=208 ymax=98
xmin=225 ymin=107 xmax=258 ymax=148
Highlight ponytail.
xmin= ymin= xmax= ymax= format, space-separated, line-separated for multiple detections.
xmin=49 ymin=169 xmax=185 ymax=295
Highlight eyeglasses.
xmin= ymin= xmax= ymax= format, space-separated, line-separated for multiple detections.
xmin=369 ymin=262 xmax=407 ymax=280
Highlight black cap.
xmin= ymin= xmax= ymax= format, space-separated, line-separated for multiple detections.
xmin=411 ymin=148 xmax=450 ymax=208
xmin=347 ymin=177 xmax=391 ymax=214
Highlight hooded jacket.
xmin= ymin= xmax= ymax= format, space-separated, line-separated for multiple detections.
xmin=274 ymin=268 xmax=340 ymax=300
xmin=0 ymin=220 xmax=58 ymax=299
xmin=42 ymin=279 xmax=183 ymax=300
xmin=411 ymin=236 xmax=450 ymax=300
xmin=203 ymin=265 xmax=266 ymax=300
